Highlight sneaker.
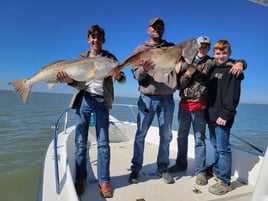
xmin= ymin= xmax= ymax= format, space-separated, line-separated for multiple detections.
xmin=196 ymin=173 xmax=208 ymax=186
xmin=167 ymin=164 xmax=187 ymax=173
xmin=156 ymin=170 xmax=175 ymax=184
xmin=128 ymin=171 xmax=140 ymax=184
xmin=75 ymin=179 xmax=86 ymax=195
xmin=99 ymin=182 xmax=112 ymax=198
xmin=213 ymin=173 xmax=219 ymax=181
xmin=208 ymin=180 xmax=232 ymax=195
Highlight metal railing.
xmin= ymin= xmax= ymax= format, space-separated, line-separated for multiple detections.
xmin=52 ymin=107 xmax=72 ymax=194
xmin=50 ymin=104 xmax=265 ymax=194
xmin=51 ymin=104 xmax=136 ymax=194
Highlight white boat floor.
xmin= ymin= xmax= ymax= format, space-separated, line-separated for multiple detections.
xmin=79 ymin=140 xmax=254 ymax=201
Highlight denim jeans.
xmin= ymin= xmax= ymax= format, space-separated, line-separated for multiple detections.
xmin=208 ymin=124 xmax=231 ymax=185
xmin=131 ymin=94 xmax=174 ymax=172
xmin=176 ymin=108 xmax=206 ymax=174
xmin=75 ymin=93 xmax=110 ymax=183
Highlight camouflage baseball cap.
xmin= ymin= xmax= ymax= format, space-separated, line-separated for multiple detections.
xmin=148 ymin=17 xmax=164 ymax=27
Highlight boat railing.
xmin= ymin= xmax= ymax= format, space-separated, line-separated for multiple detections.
xmin=231 ymin=133 xmax=265 ymax=156
xmin=52 ymin=107 xmax=72 ymax=194
xmin=51 ymin=104 xmax=137 ymax=194
xmin=110 ymin=103 xmax=138 ymax=123
xmin=51 ymin=103 xmax=265 ymax=194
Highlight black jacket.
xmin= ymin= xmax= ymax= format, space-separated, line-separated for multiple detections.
xmin=206 ymin=59 xmax=244 ymax=128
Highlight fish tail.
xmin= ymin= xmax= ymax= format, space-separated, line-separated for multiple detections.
xmin=8 ymin=79 xmax=31 ymax=104
xmin=182 ymin=39 xmax=198 ymax=64
xmin=117 ymin=64 xmax=126 ymax=72
xmin=119 ymin=51 xmax=143 ymax=69
xmin=108 ymin=68 xmax=117 ymax=78
xmin=109 ymin=65 xmax=124 ymax=77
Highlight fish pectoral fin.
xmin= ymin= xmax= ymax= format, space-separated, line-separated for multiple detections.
xmin=46 ymin=81 xmax=57 ymax=89
xmin=87 ymin=68 xmax=96 ymax=78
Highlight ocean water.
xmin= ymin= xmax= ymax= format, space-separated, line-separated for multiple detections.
xmin=0 ymin=90 xmax=267 ymax=201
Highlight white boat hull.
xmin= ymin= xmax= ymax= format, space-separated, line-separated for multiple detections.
xmin=38 ymin=106 xmax=266 ymax=201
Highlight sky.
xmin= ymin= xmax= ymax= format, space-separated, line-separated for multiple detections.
xmin=1 ymin=0 xmax=268 ymax=104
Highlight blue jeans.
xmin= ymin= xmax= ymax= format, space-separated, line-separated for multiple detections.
xmin=75 ymin=92 xmax=110 ymax=183
xmin=131 ymin=94 xmax=174 ymax=172
xmin=208 ymin=124 xmax=231 ymax=185
xmin=176 ymin=108 xmax=206 ymax=174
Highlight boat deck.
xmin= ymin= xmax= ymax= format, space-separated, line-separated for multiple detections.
xmin=38 ymin=107 xmax=266 ymax=201
xmin=80 ymin=140 xmax=254 ymax=201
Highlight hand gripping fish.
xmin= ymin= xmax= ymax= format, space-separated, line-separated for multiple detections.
xmin=9 ymin=57 xmax=119 ymax=104
xmin=113 ymin=38 xmax=199 ymax=75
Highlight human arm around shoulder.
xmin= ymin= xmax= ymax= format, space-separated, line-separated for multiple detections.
xmin=229 ymin=59 xmax=247 ymax=77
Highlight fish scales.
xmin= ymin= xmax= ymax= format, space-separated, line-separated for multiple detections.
xmin=116 ymin=38 xmax=199 ymax=73
xmin=9 ymin=57 xmax=119 ymax=104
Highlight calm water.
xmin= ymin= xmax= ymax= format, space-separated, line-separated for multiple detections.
xmin=0 ymin=90 xmax=267 ymax=201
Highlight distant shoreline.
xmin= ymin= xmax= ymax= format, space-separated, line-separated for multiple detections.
xmin=2 ymin=89 xmax=268 ymax=106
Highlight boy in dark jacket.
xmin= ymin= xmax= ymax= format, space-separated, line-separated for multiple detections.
xmin=206 ymin=40 xmax=244 ymax=195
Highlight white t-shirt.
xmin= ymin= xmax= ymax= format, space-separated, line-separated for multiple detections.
xmin=85 ymin=53 xmax=104 ymax=96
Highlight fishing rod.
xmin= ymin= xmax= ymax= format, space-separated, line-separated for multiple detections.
xmin=231 ymin=133 xmax=264 ymax=154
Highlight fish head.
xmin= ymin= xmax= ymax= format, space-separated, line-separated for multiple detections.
xmin=181 ymin=39 xmax=199 ymax=64
xmin=94 ymin=57 xmax=119 ymax=70
xmin=87 ymin=57 xmax=119 ymax=79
